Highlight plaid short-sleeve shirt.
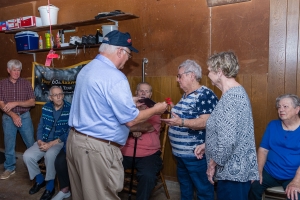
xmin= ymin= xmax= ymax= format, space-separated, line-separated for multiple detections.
xmin=0 ymin=78 xmax=35 ymax=114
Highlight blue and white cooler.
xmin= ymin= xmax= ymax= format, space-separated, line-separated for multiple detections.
xmin=14 ymin=31 xmax=39 ymax=51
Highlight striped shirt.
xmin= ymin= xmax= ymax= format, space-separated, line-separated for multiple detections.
xmin=168 ymin=86 xmax=218 ymax=157
xmin=0 ymin=78 xmax=35 ymax=114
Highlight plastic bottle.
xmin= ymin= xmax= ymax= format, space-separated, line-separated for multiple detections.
xmin=45 ymin=32 xmax=51 ymax=49
xmin=61 ymin=30 xmax=65 ymax=43
xmin=39 ymin=36 xmax=43 ymax=49
xmin=51 ymin=35 xmax=54 ymax=48
xmin=95 ymin=29 xmax=100 ymax=44
xmin=56 ymin=31 xmax=61 ymax=48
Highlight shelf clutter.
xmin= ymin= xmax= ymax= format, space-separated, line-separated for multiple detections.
xmin=2 ymin=13 xmax=138 ymax=54
xmin=3 ymin=14 xmax=138 ymax=34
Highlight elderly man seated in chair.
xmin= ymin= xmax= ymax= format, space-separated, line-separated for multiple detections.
xmin=121 ymin=82 xmax=163 ymax=200
xmin=23 ymin=86 xmax=71 ymax=200
xmin=249 ymin=94 xmax=300 ymax=200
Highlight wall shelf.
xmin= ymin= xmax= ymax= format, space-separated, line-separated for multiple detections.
xmin=8 ymin=13 xmax=138 ymax=54
xmin=5 ymin=13 xmax=139 ymax=34
xmin=17 ymin=44 xmax=101 ymax=54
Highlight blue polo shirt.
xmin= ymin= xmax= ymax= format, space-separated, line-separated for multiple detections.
xmin=261 ymin=120 xmax=300 ymax=180
xmin=68 ymin=54 xmax=139 ymax=145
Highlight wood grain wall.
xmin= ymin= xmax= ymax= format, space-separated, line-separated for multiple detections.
xmin=0 ymin=0 xmax=275 ymax=181
xmin=268 ymin=0 xmax=300 ymax=122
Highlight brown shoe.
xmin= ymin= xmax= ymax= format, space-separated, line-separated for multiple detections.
xmin=0 ymin=170 xmax=15 ymax=179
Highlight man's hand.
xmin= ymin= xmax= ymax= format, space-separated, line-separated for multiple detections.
xmin=11 ymin=113 xmax=22 ymax=127
xmin=194 ymin=143 xmax=205 ymax=159
xmin=153 ymin=102 xmax=168 ymax=115
xmin=132 ymin=132 xmax=142 ymax=138
xmin=37 ymin=140 xmax=46 ymax=148
xmin=2 ymin=102 xmax=18 ymax=113
xmin=39 ymin=140 xmax=57 ymax=151
xmin=133 ymin=97 xmax=144 ymax=107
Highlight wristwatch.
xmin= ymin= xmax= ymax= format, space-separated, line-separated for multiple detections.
xmin=57 ymin=138 xmax=62 ymax=143
xmin=179 ymin=118 xmax=184 ymax=127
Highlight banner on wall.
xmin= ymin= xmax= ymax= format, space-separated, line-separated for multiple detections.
xmin=32 ymin=61 xmax=90 ymax=104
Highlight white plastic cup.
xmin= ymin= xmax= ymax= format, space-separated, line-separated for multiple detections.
xmin=102 ymin=25 xmax=118 ymax=37
xmin=38 ymin=5 xmax=59 ymax=26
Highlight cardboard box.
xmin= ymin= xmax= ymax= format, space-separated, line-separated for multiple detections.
xmin=0 ymin=21 xmax=6 ymax=31
xmin=14 ymin=31 xmax=39 ymax=51
xmin=6 ymin=18 xmax=20 ymax=30
xmin=20 ymin=16 xmax=42 ymax=28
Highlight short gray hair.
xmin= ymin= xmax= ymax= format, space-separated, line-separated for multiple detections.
xmin=276 ymin=94 xmax=300 ymax=108
xmin=178 ymin=59 xmax=202 ymax=82
xmin=207 ymin=51 xmax=239 ymax=78
xmin=7 ymin=59 xmax=22 ymax=70
xmin=49 ymin=86 xmax=63 ymax=96
xmin=136 ymin=82 xmax=152 ymax=92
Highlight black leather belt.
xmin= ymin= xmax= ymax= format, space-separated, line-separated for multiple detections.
xmin=71 ymin=127 xmax=121 ymax=148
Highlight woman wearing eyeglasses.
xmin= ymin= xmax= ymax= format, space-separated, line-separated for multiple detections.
xmin=162 ymin=59 xmax=218 ymax=200
xmin=194 ymin=51 xmax=259 ymax=200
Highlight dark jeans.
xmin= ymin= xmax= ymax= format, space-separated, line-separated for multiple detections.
xmin=249 ymin=169 xmax=299 ymax=200
xmin=175 ymin=156 xmax=214 ymax=200
xmin=217 ymin=180 xmax=251 ymax=200
xmin=54 ymin=149 xmax=70 ymax=189
xmin=122 ymin=150 xmax=162 ymax=200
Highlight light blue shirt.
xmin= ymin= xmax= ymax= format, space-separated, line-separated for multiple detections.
xmin=68 ymin=54 xmax=139 ymax=145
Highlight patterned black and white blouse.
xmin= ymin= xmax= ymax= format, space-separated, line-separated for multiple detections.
xmin=206 ymin=86 xmax=259 ymax=182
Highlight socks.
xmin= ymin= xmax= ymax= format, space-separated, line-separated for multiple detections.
xmin=35 ymin=173 xmax=44 ymax=184
xmin=46 ymin=179 xmax=54 ymax=192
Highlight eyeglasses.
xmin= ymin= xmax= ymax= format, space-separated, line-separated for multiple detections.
xmin=177 ymin=72 xmax=191 ymax=79
xmin=138 ymin=90 xmax=151 ymax=93
xmin=50 ymin=93 xmax=64 ymax=98
xmin=121 ymin=49 xmax=132 ymax=59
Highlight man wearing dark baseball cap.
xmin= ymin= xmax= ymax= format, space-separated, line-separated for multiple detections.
xmin=102 ymin=30 xmax=139 ymax=53
xmin=66 ymin=30 xmax=167 ymax=200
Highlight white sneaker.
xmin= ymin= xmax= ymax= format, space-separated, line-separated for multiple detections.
xmin=51 ymin=191 xmax=71 ymax=200
xmin=0 ymin=170 xmax=15 ymax=180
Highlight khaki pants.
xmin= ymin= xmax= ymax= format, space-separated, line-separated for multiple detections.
xmin=66 ymin=130 xmax=124 ymax=200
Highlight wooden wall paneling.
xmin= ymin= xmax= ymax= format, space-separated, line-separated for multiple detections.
xmin=242 ymin=74 xmax=252 ymax=98
xmin=146 ymin=77 xmax=161 ymax=102
xmin=128 ymin=76 xmax=142 ymax=95
xmin=250 ymin=74 xmax=268 ymax=147
xmin=169 ymin=77 xmax=182 ymax=104
xmin=268 ymin=0 xmax=287 ymax=122
xmin=160 ymin=77 xmax=173 ymax=102
xmin=206 ymin=0 xmax=251 ymax=7
xmin=297 ymin=1 xmax=300 ymax=96
xmin=285 ymin=0 xmax=299 ymax=94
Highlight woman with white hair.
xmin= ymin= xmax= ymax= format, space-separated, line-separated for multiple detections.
xmin=162 ymin=59 xmax=218 ymax=200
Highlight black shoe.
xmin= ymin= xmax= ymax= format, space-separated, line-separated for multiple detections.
xmin=29 ymin=181 xmax=46 ymax=194
xmin=40 ymin=189 xmax=55 ymax=200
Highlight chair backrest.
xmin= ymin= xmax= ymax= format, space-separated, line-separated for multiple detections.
xmin=160 ymin=106 xmax=171 ymax=160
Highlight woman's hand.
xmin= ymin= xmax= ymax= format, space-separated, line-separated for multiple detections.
xmin=194 ymin=143 xmax=205 ymax=159
xmin=207 ymin=159 xmax=217 ymax=185
xmin=286 ymin=181 xmax=300 ymax=200
xmin=161 ymin=112 xmax=181 ymax=126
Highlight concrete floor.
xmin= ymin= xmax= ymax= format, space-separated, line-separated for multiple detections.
xmin=0 ymin=151 xmax=278 ymax=200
